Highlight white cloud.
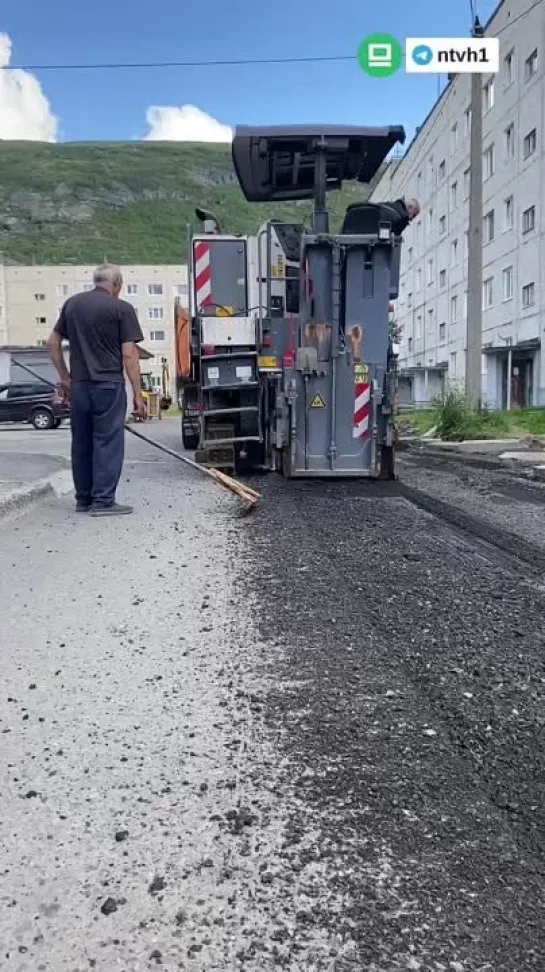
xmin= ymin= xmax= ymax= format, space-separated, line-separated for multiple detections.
xmin=0 ymin=33 xmax=58 ymax=141
xmin=144 ymin=104 xmax=232 ymax=142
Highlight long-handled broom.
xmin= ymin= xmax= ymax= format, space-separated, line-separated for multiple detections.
xmin=10 ymin=357 xmax=260 ymax=514
xmin=124 ymin=422 xmax=260 ymax=514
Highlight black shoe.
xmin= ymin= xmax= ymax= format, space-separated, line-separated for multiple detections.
xmin=76 ymin=502 xmax=91 ymax=512
xmin=90 ymin=503 xmax=133 ymax=517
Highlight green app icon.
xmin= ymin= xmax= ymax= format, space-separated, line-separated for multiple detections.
xmin=358 ymin=33 xmax=403 ymax=78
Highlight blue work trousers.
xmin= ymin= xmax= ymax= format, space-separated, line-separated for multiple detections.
xmin=70 ymin=381 xmax=127 ymax=509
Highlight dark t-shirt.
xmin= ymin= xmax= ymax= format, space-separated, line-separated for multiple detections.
xmin=54 ymin=286 xmax=144 ymax=382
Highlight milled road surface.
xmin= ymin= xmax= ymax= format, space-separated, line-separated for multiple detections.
xmin=1 ymin=425 xmax=544 ymax=971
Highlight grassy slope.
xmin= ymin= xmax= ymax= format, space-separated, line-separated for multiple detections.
xmin=0 ymin=141 xmax=373 ymax=265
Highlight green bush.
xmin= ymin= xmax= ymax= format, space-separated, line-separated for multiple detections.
xmin=434 ymin=386 xmax=510 ymax=441
xmin=434 ymin=386 xmax=470 ymax=440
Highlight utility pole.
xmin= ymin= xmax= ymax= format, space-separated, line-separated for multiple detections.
xmin=506 ymin=337 xmax=513 ymax=411
xmin=466 ymin=15 xmax=484 ymax=407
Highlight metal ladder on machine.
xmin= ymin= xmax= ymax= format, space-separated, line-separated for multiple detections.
xmin=197 ymin=349 xmax=263 ymax=474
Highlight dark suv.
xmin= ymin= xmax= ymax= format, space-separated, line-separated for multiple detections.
xmin=0 ymin=383 xmax=70 ymax=430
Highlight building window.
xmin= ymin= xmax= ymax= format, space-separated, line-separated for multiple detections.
xmin=483 ymin=277 xmax=494 ymax=308
xmin=126 ymin=283 xmax=139 ymax=295
xmin=483 ymin=210 xmax=495 ymax=243
xmin=407 ymin=247 xmax=413 ymax=263
xmin=34 ymin=293 xmax=46 ymax=301
xmin=439 ymin=322 xmax=446 ymax=342
xmin=439 ymin=160 xmax=446 ymax=179
xmin=463 ymin=168 xmax=470 ymax=199
xmin=502 ymin=266 xmax=514 ymax=300
xmin=525 ymin=49 xmax=538 ymax=81
xmin=450 ymin=296 xmax=458 ymax=323
xmin=35 ymin=316 xmax=47 ymax=325
xmin=416 ymin=314 xmax=422 ymax=338
xmin=439 ymin=215 xmax=446 ymax=234
xmin=56 ymin=284 xmax=68 ymax=297
xmin=522 ymin=282 xmax=535 ymax=308
xmin=523 ymin=128 xmax=537 ymax=158
xmin=148 ymin=307 xmax=164 ymax=320
xmin=483 ymin=144 xmax=495 ymax=180
xmin=416 ymin=268 xmax=422 ymax=292
xmin=505 ymin=123 xmax=514 ymax=159
xmin=451 ymin=122 xmax=458 ymax=147
xmin=522 ymin=205 xmax=536 ymax=233
xmin=504 ymin=195 xmax=514 ymax=230
xmin=416 ymin=221 xmax=422 ymax=241
xmin=149 ymin=330 xmax=166 ymax=341
xmin=407 ymin=292 xmax=413 ymax=308
xmin=483 ymin=79 xmax=494 ymax=111
xmin=451 ymin=239 xmax=458 ymax=264
xmin=427 ymin=206 xmax=434 ymax=232
xmin=427 ymin=309 xmax=434 ymax=333
xmin=427 ymin=259 xmax=434 ymax=285
xmin=417 ymin=172 xmax=422 ymax=195
xmin=450 ymin=181 xmax=458 ymax=210
xmin=148 ymin=283 xmax=164 ymax=296
xmin=174 ymin=284 xmax=188 ymax=297
xmin=464 ymin=107 xmax=471 ymax=135
xmin=408 ymin=337 xmax=413 ymax=352
xmin=439 ymin=269 xmax=447 ymax=289
xmin=504 ymin=49 xmax=514 ymax=85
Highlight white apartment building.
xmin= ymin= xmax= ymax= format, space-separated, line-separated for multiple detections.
xmin=371 ymin=0 xmax=545 ymax=409
xmin=0 ymin=264 xmax=188 ymax=395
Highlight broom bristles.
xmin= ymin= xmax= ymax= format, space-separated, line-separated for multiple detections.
xmin=212 ymin=468 xmax=260 ymax=504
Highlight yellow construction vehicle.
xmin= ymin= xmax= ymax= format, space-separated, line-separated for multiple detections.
xmin=160 ymin=357 xmax=172 ymax=410
xmin=140 ymin=358 xmax=172 ymax=411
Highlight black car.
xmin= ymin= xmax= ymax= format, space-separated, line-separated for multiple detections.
xmin=0 ymin=382 xmax=70 ymax=430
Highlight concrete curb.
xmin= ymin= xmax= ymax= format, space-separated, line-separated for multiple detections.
xmin=0 ymin=470 xmax=74 ymax=518
xmin=400 ymin=439 xmax=545 ymax=481
xmin=403 ymin=437 xmax=527 ymax=454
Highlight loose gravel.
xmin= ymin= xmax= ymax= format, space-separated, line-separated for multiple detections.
xmin=239 ymin=474 xmax=545 ymax=970
xmin=2 ymin=427 xmax=545 ymax=971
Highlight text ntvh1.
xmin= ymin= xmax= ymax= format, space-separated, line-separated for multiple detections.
xmin=406 ymin=37 xmax=499 ymax=73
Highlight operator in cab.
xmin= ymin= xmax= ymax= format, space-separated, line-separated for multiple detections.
xmin=342 ymin=197 xmax=420 ymax=236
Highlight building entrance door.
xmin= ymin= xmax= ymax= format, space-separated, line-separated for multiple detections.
xmin=501 ymin=353 xmax=534 ymax=409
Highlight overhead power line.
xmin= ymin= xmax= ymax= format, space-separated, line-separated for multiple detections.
xmin=2 ymin=3 xmax=543 ymax=74
xmin=1 ymin=53 xmax=354 ymax=72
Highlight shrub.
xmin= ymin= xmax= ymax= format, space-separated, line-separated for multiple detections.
xmin=434 ymin=386 xmax=471 ymax=441
xmin=434 ymin=385 xmax=510 ymax=441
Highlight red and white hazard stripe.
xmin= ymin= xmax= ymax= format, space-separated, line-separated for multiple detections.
xmin=194 ymin=240 xmax=212 ymax=310
xmin=353 ymin=382 xmax=371 ymax=438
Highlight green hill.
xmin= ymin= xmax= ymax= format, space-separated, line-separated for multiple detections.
xmin=0 ymin=141 xmax=378 ymax=266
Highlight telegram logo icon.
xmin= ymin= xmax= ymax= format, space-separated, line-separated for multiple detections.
xmin=412 ymin=44 xmax=434 ymax=65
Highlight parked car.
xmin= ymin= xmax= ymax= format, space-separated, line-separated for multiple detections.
xmin=0 ymin=382 xmax=70 ymax=430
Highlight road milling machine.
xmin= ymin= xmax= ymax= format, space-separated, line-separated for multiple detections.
xmin=175 ymin=124 xmax=407 ymax=479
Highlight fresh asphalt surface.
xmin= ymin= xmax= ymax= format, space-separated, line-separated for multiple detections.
xmin=1 ymin=422 xmax=544 ymax=970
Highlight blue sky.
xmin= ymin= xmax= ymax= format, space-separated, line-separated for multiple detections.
xmin=2 ymin=0 xmax=499 ymax=142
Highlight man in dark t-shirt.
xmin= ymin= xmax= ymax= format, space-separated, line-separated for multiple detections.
xmin=47 ymin=263 xmax=146 ymax=516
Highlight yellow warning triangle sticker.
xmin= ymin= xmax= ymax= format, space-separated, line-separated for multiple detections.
xmin=310 ymin=393 xmax=326 ymax=408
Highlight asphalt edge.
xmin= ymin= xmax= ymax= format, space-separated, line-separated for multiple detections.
xmin=0 ymin=470 xmax=74 ymax=519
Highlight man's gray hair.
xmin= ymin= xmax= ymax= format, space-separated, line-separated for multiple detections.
xmin=405 ymin=197 xmax=421 ymax=214
xmin=93 ymin=263 xmax=123 ymax=286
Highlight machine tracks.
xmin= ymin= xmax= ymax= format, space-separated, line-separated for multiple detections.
xmin=398 ymin=481 xmax=545 ymax=585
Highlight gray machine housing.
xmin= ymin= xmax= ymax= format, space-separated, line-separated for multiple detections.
xmin=185 ymin=124 xmax=407 ymax=479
